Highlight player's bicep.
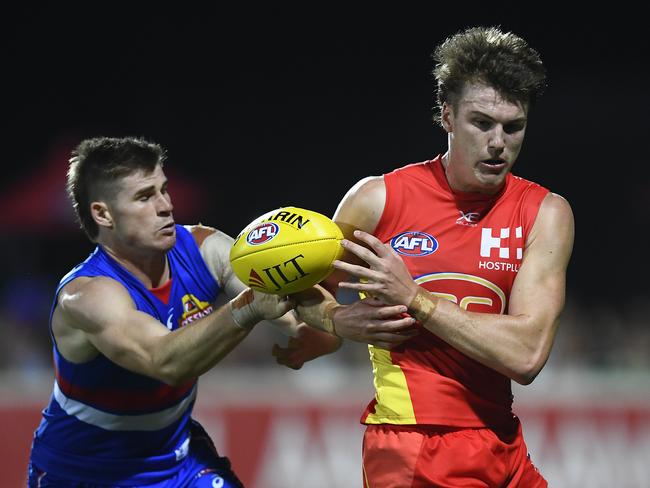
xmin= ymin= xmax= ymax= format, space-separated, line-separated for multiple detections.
xmin=333 ymin=175 xmax=386 ymax=242
xmin=324 ymin=176 xmax=387 ymax=294
xmin=60 ymin=277 xmax=169 ymax=376
xmin=508 ymin=193 xmax=575 ymax=321
xmin=198 ymin=227 xmax=247 ymax=298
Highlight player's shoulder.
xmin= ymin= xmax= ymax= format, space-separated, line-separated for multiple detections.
xmin=187 ymin=224 xmax=235 ymax=279
xmin=61 ymin=275 xmax=123 ymax=296
xmin=532 ymin=191 xmax=575 ymax=246
xmin=338 ymin=175 xmax=386 ymax=211
xmin=184 ymin=224 xmax=218 ymax=247
xmin=540 ymin=191 xmax=574 ymax=221
xmin=334 ymin=175 xmax=386 ymax=235
xmin=349 ymin=175 xmax=385 ymax=194
xmin=58 ymin=275 xmax=131 ymax=315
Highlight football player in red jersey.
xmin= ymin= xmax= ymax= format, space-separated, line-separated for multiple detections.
xmin=274 ymin=26 xmax=574 ymax=487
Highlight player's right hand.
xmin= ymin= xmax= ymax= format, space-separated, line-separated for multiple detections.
xmin=330 ymin=297 xmax=419 ymax=349
xmin=230 ymin=288 xmax=295 ymax=329
xmin=251 ymin=289 xmax=296 ymax=321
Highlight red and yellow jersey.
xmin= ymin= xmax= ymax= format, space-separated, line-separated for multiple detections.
xmin=361 ymin=155 xmax=549 ymax=431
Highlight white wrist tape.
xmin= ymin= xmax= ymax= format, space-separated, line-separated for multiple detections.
xmin=229 ymin=289 xmax=259 ymax=330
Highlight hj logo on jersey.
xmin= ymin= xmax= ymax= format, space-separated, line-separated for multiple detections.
xmin=478 ymin=227 xmax=523 ymax=273
xmin=390 ymin=231 xmax=438 ymax=256
xmin=480 ymin=227 xmax=523 ymax=259
xmin=246 ymin=222 xmax=279 ymax=245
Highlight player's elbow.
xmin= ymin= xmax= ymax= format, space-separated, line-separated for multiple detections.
xmin=157 ymin=365 xmax=193 ymax=386
xmin=510 ymin=316 xmax=558 ymax=385
xmin=152 ymin=354 xmax=194 ymax=386
xmin=513 ymin=368 xmax=539 ymax=386
xmin=512 ymin=349 xmax=549 ymax=385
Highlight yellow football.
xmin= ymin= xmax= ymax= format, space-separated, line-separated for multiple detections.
xmin=229 ymin=206 xmax=344 ymax=295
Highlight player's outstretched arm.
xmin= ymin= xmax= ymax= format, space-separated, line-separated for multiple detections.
xmin=336 ymin=193 xmax=575 ymax=385
xmin=56 ymin=277 xmax=293 ymax=386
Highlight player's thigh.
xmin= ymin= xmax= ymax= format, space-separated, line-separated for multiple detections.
xmin=504 ymin=422 xmax=547 ymax=488
xmin=362 ymin=424 xmax=425 ymax=488
xmin=412 ymin=428 xmax=509 ymax=487
xmin=363 ymin=424 xmax=529 ymax=488
xmin=415 ymin=424 xmax=547 ymax=488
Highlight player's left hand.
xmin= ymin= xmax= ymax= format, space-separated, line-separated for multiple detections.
xmin=272 ymin=323 xmax=342 ymax=370
xmin=334 ymin=230 xmax=419 ymax=306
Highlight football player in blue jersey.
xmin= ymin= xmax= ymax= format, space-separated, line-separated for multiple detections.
xmin=25 ymin=136 xmax=345 ymax=487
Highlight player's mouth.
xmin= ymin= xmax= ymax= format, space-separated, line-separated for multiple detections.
xmin=160 ymin=222 xmax=175 ymax=234
xmin=478 ymin=158 xmax=507 ymax=172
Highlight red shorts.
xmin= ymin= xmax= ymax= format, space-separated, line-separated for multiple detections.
xmin=362 ymin=420 xmax=546 ymax=488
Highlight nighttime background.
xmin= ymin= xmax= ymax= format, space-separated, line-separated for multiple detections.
xmin=1 ymin=5 xmax=649 ymax=371
xmin=1 ymin=5 xmax=649 ymax=486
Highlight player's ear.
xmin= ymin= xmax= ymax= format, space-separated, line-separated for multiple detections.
xmin=91 ymin=201 xmax=114 ymax=229
xmin=441 ymin=102 xmax=454 ymax=133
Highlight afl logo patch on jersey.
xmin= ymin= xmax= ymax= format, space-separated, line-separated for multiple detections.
xmin=390 ymin=231 xmax=438 ymax=256
xmin=246 ymin=222 xmax=279 ymax=245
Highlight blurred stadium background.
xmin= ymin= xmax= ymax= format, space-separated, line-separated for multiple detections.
xmin=2 ymin=6 xmax=648 ymax=487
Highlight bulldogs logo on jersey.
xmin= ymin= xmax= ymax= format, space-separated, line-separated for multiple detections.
xmin=246 ymin=222 xmax=280 ymax=245
xmin=390 ymin=231 xmax=438 ymax=256
xmin=180 ymin=294 xmax=214 ymax=326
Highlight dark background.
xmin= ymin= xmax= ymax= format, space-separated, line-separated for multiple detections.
xmin=2 ymin=6 xmax=649 ymax=365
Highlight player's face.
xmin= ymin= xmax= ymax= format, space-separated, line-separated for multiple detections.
xmin=108 ymin=164 xmax=176 ymax=253
xmin=442 ymin=82 xmax=528 ymax=194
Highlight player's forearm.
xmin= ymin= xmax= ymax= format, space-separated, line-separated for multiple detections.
xmin=153 ymin=304 xmax=250 ymax=385
xmin=409 ymin=288 xmax=556 ymax=384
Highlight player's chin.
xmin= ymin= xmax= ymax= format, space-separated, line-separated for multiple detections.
xmin=157 ymin=233 xmax=177 ymax=251
xmin=477 ymin=171 xmax=507 ymax=189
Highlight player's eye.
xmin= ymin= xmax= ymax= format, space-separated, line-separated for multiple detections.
xmin=474 ymin=119 xmax=492 ymax=131
xmin=504 ymin=122 xmax=525 ymax=134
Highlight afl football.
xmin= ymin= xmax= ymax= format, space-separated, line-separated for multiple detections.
xmin=229 ymin=206 xmax=344 ymax=295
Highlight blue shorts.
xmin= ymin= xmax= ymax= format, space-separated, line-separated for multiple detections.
xmin=27 ymin=422 xmax=244 ymax=488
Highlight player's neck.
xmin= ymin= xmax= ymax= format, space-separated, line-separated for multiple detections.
xmin=441 ymin=152 xmax=505 ymax=196
xmin=101 ymin=244 xmax=170 ymax=288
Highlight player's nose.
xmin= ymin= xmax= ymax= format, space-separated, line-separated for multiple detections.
xmin=157 ymin=192 xmax=174 ymax=214
xmin=487 ymin=126 xmax=506 ymax=151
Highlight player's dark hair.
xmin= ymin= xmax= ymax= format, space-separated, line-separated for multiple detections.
xmin=432 ymin=26 xmax=546 ymax=125
xmin=67 ymin=136 xmax=166 ymax=241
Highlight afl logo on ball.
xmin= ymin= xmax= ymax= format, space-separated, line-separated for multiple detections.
xmin=390 ymin=231 xmax=438 ymax=256
xmin=246 ymin=222 xmax=280 ymax=245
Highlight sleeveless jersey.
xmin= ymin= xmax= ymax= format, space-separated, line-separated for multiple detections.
xmin=29 ymin=225 xmax=220 ymax=485
xmin=361 ymin=156 xmax=549 ymax=431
